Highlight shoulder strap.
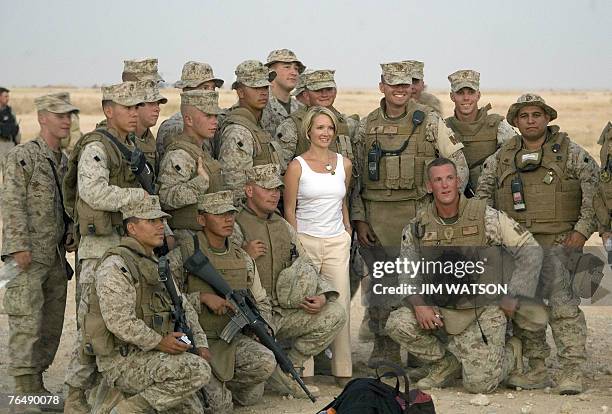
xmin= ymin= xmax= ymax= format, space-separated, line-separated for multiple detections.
xmin=96 ymin=129 xmax=133 ymax=162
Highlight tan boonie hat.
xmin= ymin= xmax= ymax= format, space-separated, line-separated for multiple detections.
xmin=34 ymin=92 xmax=79 ymax=114
xmin=404 ymin=60 xmax=424 ymax=79
xmin=246 ymin=164 xmax=284 ymax=189
xmin=197 ymin=190 xmax=239 ymax=214
xmin=291 ymin=69 xmax=312 ymax=96
xmin=232 ymin=60 xmax=276 ymax=89
xmin=120 ymin=195 xmax=170 ymax=220
xmin=180 ymin=90 xmax=222 ymax=115
xmin=122 ymin=58 xmax=164 ymax=82
xmin=380 ymin=61 xmax=412 ymax=85
xmin=448 ymin=69 xmax=480 ymax=93
xmin=101 ymin=82 xmax=145 ymax=107
xmin=174 ymin=61 xmax=224 ymax=89
xmin=136 ymin=80 xmax=168 ymax=104
xmin=265 ymin=49 xmax=306 ymax=74
xmin=506 ymin=93 xmax=558 ymax=127
xmin=305 ymin=69 xmax=336 ymax=91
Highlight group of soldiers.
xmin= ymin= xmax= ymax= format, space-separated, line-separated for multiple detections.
xmin=1 ymin=47 xmax=611 ymax=413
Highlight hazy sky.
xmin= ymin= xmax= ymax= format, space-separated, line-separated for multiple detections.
xmin=1 ymin=0 xmax=610 ymax=89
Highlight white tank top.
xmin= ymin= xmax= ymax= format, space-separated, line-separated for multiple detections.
xmin=295 ymin=153 xmax=346 ymax=238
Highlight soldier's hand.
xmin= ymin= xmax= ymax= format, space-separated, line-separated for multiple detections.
xmin=197 ymin=347 xmax=212 ymax=362
xmin=413 ymin=305 xmax=444 ymax=330
xmin=12 ymin=251 xmax=32 ymax=271
xmin=355 ymin=220 xmax=377 ymax=247
xmin=562 ymin=231 xmax=587 ymax=248
xmin=243 ymin=240 xmax=267 ymax=259
xmin=300 ymin=294 xmax=326 ymax=314
xmin=200 ymin=293 xmax=236 ymax=315
xmin=197 ymin=157 xmax=209 ymax=180
xmin=156 ymin=332 xmax=192 ymax=354
xmin=500 ymin=295 xmax=519 ymax=318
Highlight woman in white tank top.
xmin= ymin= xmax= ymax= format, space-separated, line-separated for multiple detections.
xmin=283 ymin=106 xmax=353 ymax=384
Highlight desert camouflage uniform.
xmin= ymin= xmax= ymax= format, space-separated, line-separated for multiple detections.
xmin=59 ymin=113 xmax=84 ymax=156
xmin=417 ymin=92 xmax=443 ymax=116
xmin=593 ymin=122 xmax=612 ymax=233
xmin=157 ymin=112 xmax=215 ymax=159
xmin=386 ymin=197 xmax=543 ymax=393
xmin=261 ymin=93 xmax=304 ymax=137
xmin=1 ymin=136 xmax=70 ymax=379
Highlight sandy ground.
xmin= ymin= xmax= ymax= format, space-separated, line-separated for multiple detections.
xmin=1 ymin=89 xmax=611 ymax=413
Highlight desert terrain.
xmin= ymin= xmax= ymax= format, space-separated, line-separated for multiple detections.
xmin=1 ymin=88 xmax=611 ymax=413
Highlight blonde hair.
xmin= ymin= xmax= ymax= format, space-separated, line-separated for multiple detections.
xmin=301 ymin=106 xmax=338 ymax=141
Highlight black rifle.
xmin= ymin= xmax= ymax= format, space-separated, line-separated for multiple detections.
xmin=158 ymin=255 xmax=196 ymax=353
xmin=183 ymin=246 xmax=316 ymax=402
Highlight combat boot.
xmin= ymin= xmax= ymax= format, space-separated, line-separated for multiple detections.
xmin=368 ymin=335 xmax=402 ymax=367
xmin=267 ymin=366 xmax=321 ymax=399
xmin=557 ymin=370 xmax=584 ymax=395
xmin=109 ymin=394 xmax=153 ymax=414
xmin=64 ymin=385 xmax=90 ymax=414
xmin=415 ymin=352 xmax=461 ymax=390
xmin=506 ymin=358 xmax=552 ymax=389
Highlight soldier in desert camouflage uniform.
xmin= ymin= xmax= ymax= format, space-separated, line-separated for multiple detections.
xmin=593 ymin=122 xmax=612 ymax=245
xmin=260 ymin=48 xmax=306 ymax=136
xmin=82 ymin=196 xmax=211 ymax=413
xmin=232 ymin=164 xmax=346 ymax=397
xmin=292 ymin=70 xmax=311 ymax=107
xmin=168 ymin=190 xmax=276 ymax=413
xmin=62 ymin=82 xmax=147 ymax=413
xmin=1 ymin=93 xmax=78 ymax=408
xmin=445 ymin=69 xmax=516 ymax=195
xmin=404 ymin=60 xmax=443 ymax=116
xmin=158 ymin=90 xmax=224 ymax=245
xmin=157 ymin=61 xmax=224 ymax=158
xmin=386 ymin=157 xmax=543 ymax=393
xmin=476 ymin=93 xmax=599 ymax=394
xmin=217 ymin=60 xmax=282 ymax=194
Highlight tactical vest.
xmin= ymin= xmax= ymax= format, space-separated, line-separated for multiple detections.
xmin=225 ymin=107 xmax=281 ymax=166
xmin=362 ymin=101 xmax=435 ymax=202
xmin=414 ymin=197 xmax=501 ymax=309
xmin=135 ymin=128 xmax=158 ymax=172
xmin=445 ymin=104 xmax=503 ymax=170
xmin=182 ymin=233 xmax=249 ymax=339
xmin=596 ymin=123 xmax=612 ymax=228
xmin=495 ymin=127 xmax=581 ymax=236
xmin=293 ymin=107 xmax=356 ymax=163
xmin=235 ymin=209 xmax=292 ymax=296
xmin=63 ymin=128 xmax=140 ymax=237
xmin=164 ymin=134 xmax=225 ymax=231
xmin=83 ymin=238 xmax=174 ymax=357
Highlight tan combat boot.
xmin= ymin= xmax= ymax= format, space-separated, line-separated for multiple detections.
xmin=368 ymin=335 xmax=402 ymax=367
xmin=64 ymin=385 xmax=90 ymax=414
xmin=109 ymin=394 xmax=153 ymax=414
xmin=557 ymin=370 xmax=584 ymax=395
xmin=267 ymin=366 xmax=321 ymax=399
xmin=506 ymin=358 xmax=552 ymax=389
xmin=415 ymin=353 xmax=461 ymax=390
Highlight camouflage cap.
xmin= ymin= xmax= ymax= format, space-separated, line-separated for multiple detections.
xmin=506 ymin=93 xmax=557 ymax=127
xmin=232 ymin=60 xmax=276 ymax=90
xmin=174 ymin=61 xmax=224 ymax=89
xmin=291 ymin=69 xmax=312 ymax=96
xmin=122 ymin=58 xmax=164 ymax=82
xmin=448 ymin=69 xmax=480 ymax=93
xmin=245 ymin=164 xmax=284 ymax=189
xmin=305 ymin=69 xmax=336 ymax=91
xmin=180 ymin=90 xmax=222 ymax=115
xmin=136 ymin=80 xmax=168 ymax=104
xmin=380 ymin=61 xmax=412 ymax=86
xmin=120 ymin=195 xmax=170 ymax=220
xmin=101 ymin=82 xmax=145 ymax=107
xmin=403 ymin=60 xmax=424 ymax=79
xmin=34 ymin=92 xmax=79 ymax=114
xmin=197 ymin=190 xmax=239 ymax=214
xmin=265 ymin=49 xmax=306 ymax=74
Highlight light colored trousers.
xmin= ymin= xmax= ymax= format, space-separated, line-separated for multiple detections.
xmin=298 ymin=231 xmax=352 ymax=377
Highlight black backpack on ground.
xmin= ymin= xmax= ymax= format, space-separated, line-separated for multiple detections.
xmin=317 ymin=362 xmax=436 ymax=414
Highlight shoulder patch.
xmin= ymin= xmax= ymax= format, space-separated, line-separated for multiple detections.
xmin=94 ymin=155 xmax=101 ymax=162
xmin=19 ymin=159 xmax=26 ymax=167
xmin=449 ymin=134 xmax=458 ymax=145
xmin=512 ymin=222 xmax=527 ymax=236
xmin=120 ymin=266 xmax=128 ymax=273
xmin=174 ymin=164 xmax=182 ymax=172
xmin=237 ymin=141 xmax=244 ymax=147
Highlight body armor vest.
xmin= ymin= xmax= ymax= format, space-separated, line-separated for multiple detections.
xmin=226 ymin=107 xmax=281 ymax=166
xmin=362 ymin=101 xmax=435 ymax=202
xmin=135 ymin=128 xmax=158 ymax=172
xmin=235 ymin=209 xmax=292 ymax=295
xmin=83 ymin=238 xmax=173 ymax=357
xmin=164 ymin=134 xmax=224 ymax=230
xmin=183 ymin=233 xmax=249 ymax=340
xmin=445 ymin=104 xmax=503 ymax=170
xmin=64 ymin=128 xmax=140 ymax=237
xmin=495 ymin=127 xmax=581 ymax=236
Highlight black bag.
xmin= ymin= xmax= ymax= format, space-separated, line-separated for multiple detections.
xmin=318 ymin=362 xmax=436 ymax=414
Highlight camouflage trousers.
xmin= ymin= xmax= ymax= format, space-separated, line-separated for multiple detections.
xmin=101 ymin=350 xmax=211 ymax=412
xmin=273 ymin=301 xmax=346 ymax=372
xmin=386 ymin=306 xmax=515 ymax=393
xmin=203 ymin=334 xmax=276 ymax=413
xmin=3 ymin=257 xmax=67 ymax=376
